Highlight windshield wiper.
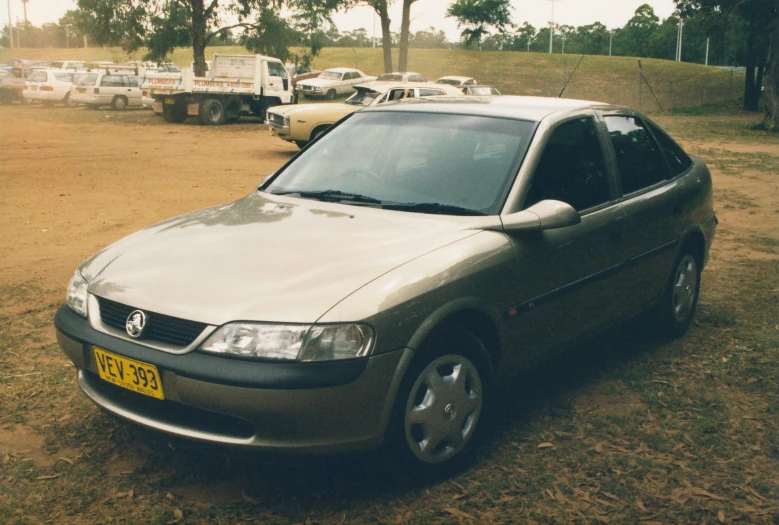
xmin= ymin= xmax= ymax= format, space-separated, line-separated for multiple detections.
xmin=381 ymin=202 xmax=486 ymax=216
xmin=273 ymin=189 xmax=383 ymax=205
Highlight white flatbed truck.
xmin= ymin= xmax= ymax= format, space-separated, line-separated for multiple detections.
xmin=140 ymin=54 xmax=295 ymax=125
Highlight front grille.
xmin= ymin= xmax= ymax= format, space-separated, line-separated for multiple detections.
xmin=267 ymin=113 xmax=284 ymax=128
xmin=97 ymin=297 xmax=207 ymax=347
xmin=302 ymin=85 xmax=314 ymax=91
xmin=83 ymin=371 xmax=255 ymax=440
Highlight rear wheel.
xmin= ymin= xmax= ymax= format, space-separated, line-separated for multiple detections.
xmin=112 ymin=95 xmax=128 ymax=111
xmin=653 ymin=249 xmax=701 ymax=339
xmin=199 ymin=98 xmax=225 ymax=126
xmin=381 ymin=326 xmax=492 ymax=481
xmin=162 ymin=103 xmax=187 ymax=123
xmin=325 ymin=89 xmax=336 ymax=100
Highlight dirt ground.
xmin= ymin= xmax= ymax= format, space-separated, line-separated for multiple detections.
xmin=0 ymin=105 xmax=777 ymax=524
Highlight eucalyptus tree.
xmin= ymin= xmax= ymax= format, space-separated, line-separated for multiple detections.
xmin=446 ymin=0 xmax=513 ymax=49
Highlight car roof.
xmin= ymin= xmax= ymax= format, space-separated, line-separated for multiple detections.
xmin=325 ymin=67 xmax=360 ymax=73
xmin=355 ymin=81 xmax=459 ymax=92
xmin=437 ymin=76 xmax=473 ymax=81
xmin=362 ymin=95 xmax=615 ymax=121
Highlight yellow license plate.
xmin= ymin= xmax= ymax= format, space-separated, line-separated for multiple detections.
xmin=77 ymin=87 xmax=86 ymax=93
xmin=93 ymin=347 xmax=164 ymax=400
xmin=30 ymin=85 xmax=38 ymax=90
xmin=165 ymin=97 xmax=175 ymax=104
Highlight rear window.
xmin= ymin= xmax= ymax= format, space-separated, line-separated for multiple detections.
xmin=436 ymin=78 xmax=461 ymax=85
xmin=54 ymin=73 xmax=74 ymax=82
xmin=125 ymin=75 xmax=139 ymax=87
xmin=378 ymin=74 xmax=403 ymax=81
xmin=101 ymin=75 xmax=124 ymax=87
xmin=74 ymin=73 xmax=98 ymax=86
xmin=28 ymin=71 xmax=47 ymax=82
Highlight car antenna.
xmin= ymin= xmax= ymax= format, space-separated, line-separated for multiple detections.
xmin=558 ymin=55 xmax=585 ymax=98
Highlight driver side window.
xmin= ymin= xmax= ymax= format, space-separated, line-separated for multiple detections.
xmin=523 ymin=117 xmax=610 ymax=212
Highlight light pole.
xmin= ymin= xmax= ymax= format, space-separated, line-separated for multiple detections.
xmin=6 ymin=0 xmax=12 ymax=49
xmin=561 ymin=35 xmax=565 ymax=54
xmin=704 ymin=36 xmax=709 ymax=66
xmin=675 ymin=17 xmax=684 ymax=62
xmin=548 ymin=0 xmax=559 ymax=54
xmin=609 ymin=29 xmax=613 ymax=56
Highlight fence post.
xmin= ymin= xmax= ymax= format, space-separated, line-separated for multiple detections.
xmin=671 ymin=81 xmax=675 ymax=109
xmin=638 ymin=62 xmax=643 ymax=111
xmin=499 ymin=57 xmax=503 ymax=86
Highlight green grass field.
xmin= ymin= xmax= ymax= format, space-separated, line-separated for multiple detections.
xmin=1 ymin=46 xmax=744 ymax=111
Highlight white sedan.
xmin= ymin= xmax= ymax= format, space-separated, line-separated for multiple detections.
xmin=23 ymin=69 xmax=76 ymax=106
xmin=297 ymin=68 xmax=376 ymax=100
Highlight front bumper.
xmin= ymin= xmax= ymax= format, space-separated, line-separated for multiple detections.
xmin=55 ymin=306 xmax=410 ymax=452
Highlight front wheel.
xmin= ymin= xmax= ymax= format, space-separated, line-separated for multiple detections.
xmin=381 ymin=326 xmax=492 ymax=481
xmin=325 ymin=89 xmax=336 ymax=100
xmin=654 ymin=250 xmax=701 ymax=339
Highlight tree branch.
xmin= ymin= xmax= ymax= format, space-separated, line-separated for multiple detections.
xmin=204 ymin=0 xmax=220 ymax=18
xmin=205 ymin=22 xmax=260 ymax=42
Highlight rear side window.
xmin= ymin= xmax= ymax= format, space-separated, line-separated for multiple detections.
xmin=524 ymin=117 xmax=610 ymax=212
xmin=419 ymin=89 xmax=445 ymax=97
xmin=28 ymin=71 xmax=47 ymax=82
xmin=645 ymin=121 xmax=693 ymax=177
xmin=54 ymin=73 xmax=73 ymax=82
xmin=101 ymin=75 xmax=124 ymax=87
xmin=124 ymin=75 xmax=139 ymax=87
xmin=604 ymin=116 xmax=670 ymax=194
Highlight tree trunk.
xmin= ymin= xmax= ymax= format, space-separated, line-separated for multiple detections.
xmin=191 ymin=0 xmax=208 ymax=77
xmin=764 ymin=5 xmax=779 ymax=131
xmin=377 ymin=2 xmax=393 ymax=73
xmin=397 ymin=0 xmax=415 ymax=72
xmin=743 ymin=64 xmax=760 ymax=111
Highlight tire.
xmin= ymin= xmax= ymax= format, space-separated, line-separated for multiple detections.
xmin=654 ymin=248 xmax=701 ymax=339
xmin=381 ymin=325 xmax=493 ymax=481
xmin=62 ymin=93 xmax=74 ymax=107
xmin=295 ymin=141 xmax=308 ymax=149
xmin=309 ymin=126 xmax=330 ymax=142
xmin=325 ymin=89 xmax=336 ymax=100
xmin=112 ymin=96 xmax=128 ymax=111
xmin=162 ymin=103 xmax=187 ymax=123
xmin=199 ymin=98 xmax=225 ymax=126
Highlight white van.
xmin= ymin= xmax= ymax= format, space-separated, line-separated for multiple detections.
xmin=23 ymin=69 xmax=76 ymax=105
xmin=70 ymin=71 xmax=147 ymax=110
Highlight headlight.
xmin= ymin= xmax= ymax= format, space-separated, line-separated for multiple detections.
xmin=313 ymin=86 xmax=322 ymax=92
xmin=65 ymin=270 xmax=88 ymax=317
xmin=200 ymin=323 xmax=374 ymax=362
xmin=284 ymin=116 xmax=290 ymax=126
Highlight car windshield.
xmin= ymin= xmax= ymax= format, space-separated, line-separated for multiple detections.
xmin=74 ymin=73 xmax=98 ymax=86
xmin=469 ymin=87 xmax=499 ymax=95
xmin=436 ymin=78 xmax=462 ymax=85
xmin=264 ymin=112 xmax=535 ymax=215
xmin=378 ymin=74 xmax=403 ymax=81
xmin=320 ymin=71 xmax=342 ymax=80
xmin=345 ymin=89 xmax=379 ymax=106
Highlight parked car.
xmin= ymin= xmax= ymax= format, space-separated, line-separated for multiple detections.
xmin=0 ymin=69 xmax=26 ymax=103
xmin=70 ymin=71 xmax=147 ymax=110
xmin=267 ymin=82 xmax=463 ymax=148
xmin=297 ymin=68 xmax=376 ymax=99
xmin=435 ymin=76 xmax=478 ymax=87
xmin=463 ymin=85 xmax=501 ymax=96
xmin=23 ymin=69 xmax=76 ymax=105
xmin=377 ymin=72 xmax=427 ymax=83
xmin=55 ymin=95 xmax=716 ymax=479
xmin=286 ymin=63 xmax=321 ymax=87
xmin=51 ymin=60 xmax=85 ymax=70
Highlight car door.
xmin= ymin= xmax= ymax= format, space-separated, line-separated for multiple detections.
xmin=265 ymin=61 xmax=290 ymax=99
xmin=500 ymin=114 xmax=628 ymax=368
xmin=124 ymin=75 xmax=143 ymax=106
xmin=599 ymin=113 xmax=687 ymax=312
xmin=99 ymin=74 xmax=122 ymax=104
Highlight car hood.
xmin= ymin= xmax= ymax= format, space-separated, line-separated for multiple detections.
xmin=270 ymin=102 xmax=360 ymax=118
xmin=299 ymin=78 xmax=342 ymax=88
xmin=81 ymin=192 xmax=481 ymax=326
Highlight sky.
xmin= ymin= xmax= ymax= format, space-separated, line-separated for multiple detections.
xmin=6 ymin=0 xmax=679 ymax=41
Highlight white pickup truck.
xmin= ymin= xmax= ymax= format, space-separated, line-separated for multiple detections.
xmin=140 ymin=54 xmax=295 ymax=125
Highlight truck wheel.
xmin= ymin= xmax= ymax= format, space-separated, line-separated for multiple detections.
xmin=112 ymin=96 xmax=128 ymax=111
xmin=162 ymin=103 xmax=187 ymax=123
xmin=199 ymin=98 xmax=225 ymax=126
xmin=325 ymin=89 xmax=336 ymax=100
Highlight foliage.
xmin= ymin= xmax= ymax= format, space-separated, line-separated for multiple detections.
xmin=446 ymin=0 xmax=513 ymax=48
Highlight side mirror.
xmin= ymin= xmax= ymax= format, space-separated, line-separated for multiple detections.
xmin=501 ymin=200 xmax=581 ymax=233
